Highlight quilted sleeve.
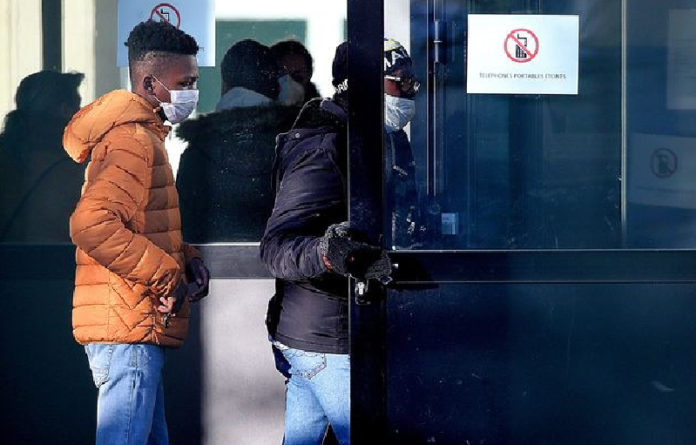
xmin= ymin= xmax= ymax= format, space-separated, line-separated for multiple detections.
xmin=69 ymin=133 xmax=181 ymax=296
xmin=260 ymin=141 xmax=344 ymax=281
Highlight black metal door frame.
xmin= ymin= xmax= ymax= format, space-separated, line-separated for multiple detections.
xmin=346 ymin=0 xmax=388 ymax=443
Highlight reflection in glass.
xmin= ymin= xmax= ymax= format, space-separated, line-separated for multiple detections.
xmin=386 ymin=0 xmax=696 ymax=250
xmin=626 ymin=3 xmax=696 ymax=248
xmin=176 ymin=40 xmax=301 ymax=242
xmin=0 ymin=71 xmax=85 ymax=244
xmin=388 ymin=0 xmax=624 ymax=250
xmin=178 ymin=2 xmax=347 ymax=243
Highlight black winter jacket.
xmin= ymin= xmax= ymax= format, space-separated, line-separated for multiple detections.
xmin=260 ymin=98 xmax=349 ymax=354
xmin=176 ymin=105 xmax=300 ymax=242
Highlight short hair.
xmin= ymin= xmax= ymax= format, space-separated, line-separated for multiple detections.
xmin=125 ymin=20 xmax=199 ymax=64
xmin=270 ymin=40 xmax=314 ymax=76
xmin=220 ymin=40 xmax=280 ymax=100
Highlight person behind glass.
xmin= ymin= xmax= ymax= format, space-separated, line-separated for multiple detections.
xmin=0 ymin=71 xmax=85 ymax=243
xmin=176 ymin=39 xmax=301 ymax=242
xmin=62 ymin=20 xmax=210 ymax=445
xmin=270 ymin=39 xmax=321 ymax=107
xmin=261 ymin=42 xmax=393 ymax=445
xmin=383 ymin=38 xmax=424 ymax=249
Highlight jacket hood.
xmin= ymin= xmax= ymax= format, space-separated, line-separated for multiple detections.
xmin=176 ymin=104 xmax=300 ymax=157
xmin=292 ymin=98 xmax=347 ymax=132
xmin=63 ymin=90 xmax=168 ymax=163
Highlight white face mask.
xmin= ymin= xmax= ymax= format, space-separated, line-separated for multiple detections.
xmin=385 ymin=94 xmax=416 ymax=133
xmin=153 ymin=77 xmax=199 ymax=124
xmin=278 ymin=74 xmax=306 ymax=106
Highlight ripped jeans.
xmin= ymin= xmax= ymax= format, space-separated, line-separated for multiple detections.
xmin=279 ymin=346 xmax=351 ymax=445
xmin=84 ymin=344 xmax=168 ymax=445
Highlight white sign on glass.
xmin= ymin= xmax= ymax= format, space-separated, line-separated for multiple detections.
xmin=467 ymin=14 xmax=579 ymax=95
xmin=117 ymin=0 xmax=215 ymax=67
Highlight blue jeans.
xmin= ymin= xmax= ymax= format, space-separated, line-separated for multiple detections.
xmin=280 ymin=347 xmax=350 ymax=445
xmin=84 ymin=344 xmax=168 ymax=445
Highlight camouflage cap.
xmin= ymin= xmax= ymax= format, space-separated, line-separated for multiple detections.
xmin=384 ymin=38 xmax=412 ymax=76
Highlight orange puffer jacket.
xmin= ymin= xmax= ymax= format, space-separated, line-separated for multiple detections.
xmin=63 ymin=90 xmax=199 ymax=348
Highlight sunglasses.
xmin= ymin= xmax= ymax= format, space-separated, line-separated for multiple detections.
xmin=384 ymin=74 xmax=421 ymax=98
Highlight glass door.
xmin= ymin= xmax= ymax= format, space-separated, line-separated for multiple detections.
xmin=349 ymin=0 xmax=696 ymax=443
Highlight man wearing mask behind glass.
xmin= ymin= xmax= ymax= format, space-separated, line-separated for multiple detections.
xmin=384 ymin=38 xmax=424 ymax=249
xmin=62 ymin=20 xmax=209 ymax=444
xmin=176 ymin=39 xmax=301 ymax=242
xmin=270 ymin=39 xmax=321 ymax=107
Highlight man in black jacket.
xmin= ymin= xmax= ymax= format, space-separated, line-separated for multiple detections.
xmin=260 ymin=42 xmax=391 ymax=445
xmin=176 ymin=40 xmax=300 ymax=242
xmin=0 ymin=71 xmax=85 ymax=243
xmin=383 ymin=38 xmax=424 ymax=249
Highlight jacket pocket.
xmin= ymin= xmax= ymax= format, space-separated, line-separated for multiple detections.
xmin=281 ymin=348 xmax=327 ymax=380
xmin=84 ymin=344 xmax=114 ymax=388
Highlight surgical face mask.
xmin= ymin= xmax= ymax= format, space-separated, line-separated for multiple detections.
xmin=278 ymin=74 xmax=306 ymax=106
xmin=153 ymin=77 xmax=199 ymax=124
xmin=385 ymin=94 xmax=416 ymax=133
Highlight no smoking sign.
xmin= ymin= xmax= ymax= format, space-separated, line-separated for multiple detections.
xmin=505 ymin=29 xmax=539 ymax=63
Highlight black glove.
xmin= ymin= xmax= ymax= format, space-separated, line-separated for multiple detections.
xmin=170 ymin=280 xmax=190 ymax=315
xmin=319 ymin=222 xmax=393 ymax=283
xmin=186 ymin=257 xmax=210 ymax=301
xmin=364 ymin=250 xmax=393 ymax=284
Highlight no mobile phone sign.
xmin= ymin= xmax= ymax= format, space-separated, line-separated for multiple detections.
xmin=467 ymin=14 xmax=579 ymax=95
xmin=505 ymin=28 xmax=539 ymax=63
xmin=151 ymin=3 xmax=181 ymax=28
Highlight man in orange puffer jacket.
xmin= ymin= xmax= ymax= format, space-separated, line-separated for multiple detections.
xmin=63 ymin=20 xmax=209 ymax=445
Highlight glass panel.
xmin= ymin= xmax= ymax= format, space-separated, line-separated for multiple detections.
xmin=386 ymin=282 xmax=696 ymax=443
xmin=197 ymin=20 xmax=308 ymax=114
xmin=0 ymin=2 xmax=344 ymax=444
xmin=176 ymin=3 xmax=346 ymax=242
xmin=0 ymin=1 xmax=347 ymax=245
xmin=385 ymin=0 xmax=696 ymax=250
xmin=0 ymin=0 xmax=83 ymax=245
xmin=625 ymin=0 xmax=696 ymax=247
